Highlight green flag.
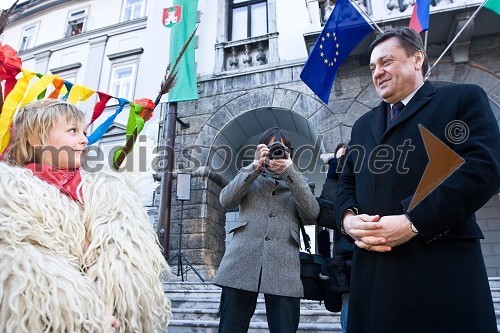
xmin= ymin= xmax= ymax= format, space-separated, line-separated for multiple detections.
xmin=165 ymin=0 xmax=198 ymax=102
xmin=485 ymin=0 xmax=500 ymax=15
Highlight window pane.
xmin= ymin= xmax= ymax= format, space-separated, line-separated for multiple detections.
xmin=121 ymin=81 xmax=131 ymax=99
xmin=232 ymin=0 xmax=249 ymax=3
xmin=20 ymin=25 xmax=36 ymax=50
xmin=20 ymin=37 xmax=29 ymax=50
xmin=123 ymin=0 xmax=143 ymax=21
xmin=69 ymin=10 xmax=86 ymax=21
xmin=123 ymin=7 xmax=132 ymax=21
xmin=116 ymin=67 xmax=132 ymax=79
xmin=250 ymin=2 xmax=267 ymax=37
xmin=231 ymin=6 xmax=247 ymax=40
xmin=111 ymin=83 xmax=120 ymax=98
xmin=111 ymin=64 xmax=135 ymax=101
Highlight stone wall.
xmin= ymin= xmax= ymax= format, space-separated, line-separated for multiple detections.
xmin=168 ymin=168 xmax=227 ymax=280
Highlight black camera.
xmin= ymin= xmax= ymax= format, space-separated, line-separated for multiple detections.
xmin=267 ymin=142 xmax=289 ymax=160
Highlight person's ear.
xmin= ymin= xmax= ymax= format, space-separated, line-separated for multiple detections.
xmin=414 ymin=50 xmax=424 ymax=71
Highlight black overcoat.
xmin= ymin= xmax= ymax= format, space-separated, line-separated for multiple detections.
xmin=335 ymin=81 xmax=500 ymax=333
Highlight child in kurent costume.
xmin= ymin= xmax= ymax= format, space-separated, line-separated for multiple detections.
xmin=0 ymin=99 xmax=171 ymax=332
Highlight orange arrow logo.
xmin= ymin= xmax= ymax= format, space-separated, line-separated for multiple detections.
xmin=408 ymin=124 xmax=465 ymax=211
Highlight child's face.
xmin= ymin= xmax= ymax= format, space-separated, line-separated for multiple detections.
xmin=41 ymin=117 xmax=88 ymax=169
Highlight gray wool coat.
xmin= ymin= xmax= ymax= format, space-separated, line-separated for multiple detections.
xmin=214 ymin=163 xmax=319 ymax=298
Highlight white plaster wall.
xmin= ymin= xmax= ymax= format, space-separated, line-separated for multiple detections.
xmin=196 ymin=0 xmax=218 ymax=76
xmin=275 ymin=0 xmax=317 ymax=61
xmin=0 ymin=0 xmax=490 ymax=140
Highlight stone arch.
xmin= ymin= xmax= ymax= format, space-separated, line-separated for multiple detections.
xmin=428 ymin=62 xmax=500 ymax=128
xmin=184 ymin=87 xmax=346 ymax=187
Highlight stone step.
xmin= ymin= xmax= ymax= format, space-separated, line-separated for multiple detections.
xmin=493 ymin=298 xmax=500 ymax=310
xmin=166 ymin=288 xmax=222 ymax=298
xmin=490 ymin=277 xmax=500 ymax=289
xmin=170 ymin=308 xmax=340 ymax=323
xmin=492 ymin=288 xmax=500 ymax=299
xmin=164 ymin=281 xmax=220 ymax=290
xmin=164 ymin=278 xmax=500 ymax=332
xmin=166 ymin=287 xmax=328 ymax=308
xmin=168 ymin=295 xmax=329 ymax=311
xmin=166 ymin=319 xmax=342 ymax=333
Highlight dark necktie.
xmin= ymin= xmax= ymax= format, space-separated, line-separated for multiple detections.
xmin=390 ymin=101 xmax=405 ymax=123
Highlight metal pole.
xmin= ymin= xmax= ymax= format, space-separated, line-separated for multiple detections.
xmin=424 ymin=30 xmax=428 ymax=52
xmin=178 ymin=200 xmax=184 ymax=281
xmin=425 ymin=1 xmax=487 ymax=79
xmin=157 ymin=102 xmax=178 ymax=259
xmin=350 ymin=0 xmax=384 ymax=34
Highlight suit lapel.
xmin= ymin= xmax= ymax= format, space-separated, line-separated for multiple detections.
xmin=370 ymin=81 xmax=437 ymax=143
xmin=389 ymin=81 xmax=436 ymax=128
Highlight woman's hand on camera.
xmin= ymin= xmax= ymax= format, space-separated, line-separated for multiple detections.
xmin=265 ymin=153 xmax=292 ymax=174
xmin=253 ymin=144 xmax=269 ymax=172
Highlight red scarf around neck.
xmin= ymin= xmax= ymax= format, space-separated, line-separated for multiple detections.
xmin=24 ymin=163 xmax=83 ymax=202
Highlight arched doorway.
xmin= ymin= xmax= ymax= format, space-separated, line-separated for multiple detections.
xmin=207 ymin=107 xmax=325 ymax=252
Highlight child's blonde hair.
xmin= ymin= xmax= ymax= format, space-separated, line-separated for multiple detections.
xmin=4 ymin=99 xmax=85 ymax=166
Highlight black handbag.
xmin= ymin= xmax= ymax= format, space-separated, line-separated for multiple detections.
xmin=298 ymin=221 xmax=342 ymax=312
xmin=299 ymin=250 xmax=327 ymax=301
xmin=325 ymin=255 xmax=351 ymax=294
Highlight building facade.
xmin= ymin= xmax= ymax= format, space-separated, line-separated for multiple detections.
xmin=2 ymin=0 xmax=499 ymax=279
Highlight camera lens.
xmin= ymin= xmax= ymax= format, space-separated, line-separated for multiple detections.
xmin=267 ymin=142 xmax=288 ymax=160
xmin=272 ymin=148 xmax=284 ymax=158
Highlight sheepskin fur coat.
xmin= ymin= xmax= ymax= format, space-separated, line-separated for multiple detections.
xmin=0 ymin=162 xmax=171 ymax=332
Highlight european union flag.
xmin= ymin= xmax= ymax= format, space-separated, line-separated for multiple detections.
xmin=300 ymin=0 xmax=373 ymax=104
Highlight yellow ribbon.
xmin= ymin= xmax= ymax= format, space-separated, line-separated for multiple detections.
xmin=21 ymin=74 xmax=57 ymax=107
xmin=0 ymin=69 xmax=36 ymax=153
xmin=67 ymin=84 xmax=95 ymax=104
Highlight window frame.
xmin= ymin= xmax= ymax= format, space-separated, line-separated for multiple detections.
xmin=65 ymin=7 xmax=89 ymax=37
xmin=228 ymin=0 xmax=268 ymax=41
xmin=19 ymin=23 xmax=38 ymax=51
xmin=121 ymin=0 xmax=146 ymax=22
xmin=108 ymin=60 xmax=139 ymax=104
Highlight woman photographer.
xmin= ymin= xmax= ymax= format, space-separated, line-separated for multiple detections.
xmin=214 ymin=127 xmax=319 ymax=333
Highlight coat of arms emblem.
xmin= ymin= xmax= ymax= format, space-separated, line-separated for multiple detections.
xmin=163 ymin=5 xmax=182 ymax=28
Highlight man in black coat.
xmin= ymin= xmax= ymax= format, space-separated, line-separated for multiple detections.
xmin=335 ymin=27 xmax=500 ymax=333
xmin=318 ymin=143 xmax=352 ymax=332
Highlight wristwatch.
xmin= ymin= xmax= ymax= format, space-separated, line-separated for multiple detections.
xmin=405 ymin=211 xmax=419 ymax=234
xmin=409 ymin=222 xmax=419 ymax=234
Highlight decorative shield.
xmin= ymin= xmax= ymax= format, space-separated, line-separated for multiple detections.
xmin=163 ymin=5 xmax=183 ymax=28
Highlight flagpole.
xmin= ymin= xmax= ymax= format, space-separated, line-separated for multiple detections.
xmin=157 ymin=102 xmax=178 ymax=259
xmin=350 ymin=0 xmax=384 ymax=33
xmin=424 ymin=30 xmax=428 ymax=52
xmin=425 ymin=0 xmax=488 ymax=79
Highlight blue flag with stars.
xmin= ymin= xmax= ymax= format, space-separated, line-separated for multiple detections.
xmin=300 ymin=0 xmax=373 ymax=104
